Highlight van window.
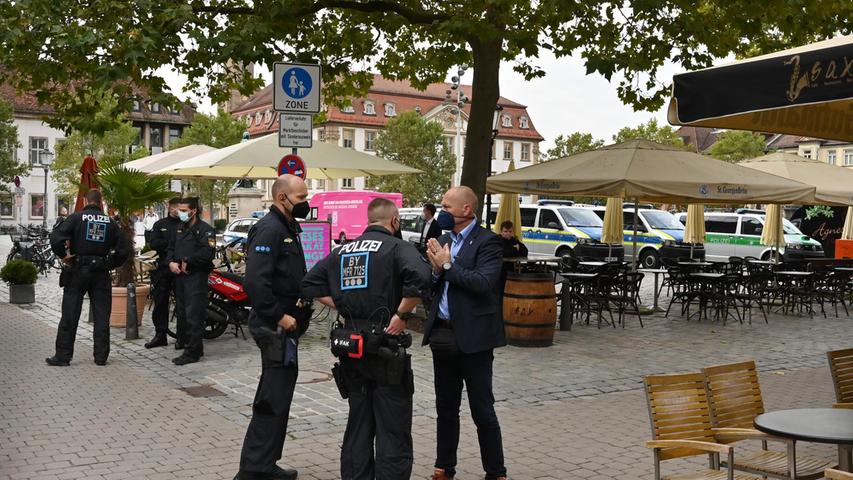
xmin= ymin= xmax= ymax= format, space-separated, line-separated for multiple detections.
xmin=740 ymin=217 xmax=763 ymax=236
xmin=230 ymin=220 xmax=252 ymax=233
xmin=558 ymin=207 xmax=603 ymax=227
xmin=705 ymin=216 xmax=737 ymax=234
xmin=539 ymin=209 xmax=563 ymax=230
xmin=400 ymin=213 xmax=422 ymax=234
xmin=642 ymin=211 xmax=684 ymax=230
xmin=520 ymin=208 xmax=537 ymax=228
xmin=622 ymin=211 xmax=646 ymax=232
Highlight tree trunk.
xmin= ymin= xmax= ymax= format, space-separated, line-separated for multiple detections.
xmin=115 ymin=222 xmax=135 ymax=287
xmin=461 ymin=36 xmax=502 ymax=215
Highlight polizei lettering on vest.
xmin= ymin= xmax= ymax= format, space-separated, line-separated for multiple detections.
xmin=338 ymin=239 xmax=383 ymax=254
xmin=81 ymin=214 xmax=110 ymax=223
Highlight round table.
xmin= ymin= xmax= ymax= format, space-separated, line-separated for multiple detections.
xmin=754 ymin=408 xmax=853 ymax=472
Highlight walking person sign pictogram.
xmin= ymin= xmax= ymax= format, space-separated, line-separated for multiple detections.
xmin=274 ymin=62 xmax=321 ymax=113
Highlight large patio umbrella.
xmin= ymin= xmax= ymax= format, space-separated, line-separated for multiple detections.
xmin=683 ymin=204 xmax=706 ymax=259
xmin=601 ymin=197 xmax=624 ymax=260
xmin=150 ymin=133 xmax=421 ymax=179
xmin=761 ymin=204 xmax=785 ymax=261
xmin=492 ymin=160 xmax=522 ymax=240
xmin=667 ymin=35 xmax=853 ymax=142
xmin=73 ymin=156 xmax=100 ymax=213
xmin=122 ymin=144 xmax=216 ymax=174
xmin=739 ymin=152 xmax=853 ymax=206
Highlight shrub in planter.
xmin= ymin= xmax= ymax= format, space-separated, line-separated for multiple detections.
xmin=1 ymin=259 xmax=37 ymax=304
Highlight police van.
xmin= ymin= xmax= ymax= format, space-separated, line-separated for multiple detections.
xmin=673 ymin=209 xmax=824 ymax=262
xmin=398 ymin=207 xmax=427 ymax=245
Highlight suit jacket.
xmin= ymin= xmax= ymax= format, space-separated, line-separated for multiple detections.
xmin=420 ymin=218 xmax=442 ymax=244
xmin=422 ymin=224 xmax=507 ymax=354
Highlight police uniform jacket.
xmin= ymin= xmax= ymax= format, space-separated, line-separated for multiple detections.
xmin=302 ymin=225 xmax=430 ymax=328
xmin=167 ymin=218 xmax=216 ymax=274
xmin=148 ymin=215 xmax=180 ymax=269
xmin=244 ymin=205 xmax=308 ymax=329
xmin=49 ymin=204 xmax=130 ymax=269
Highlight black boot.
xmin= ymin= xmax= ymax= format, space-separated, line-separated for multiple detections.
xmin=45 ymin=356 xmax=70 ymax=367
xmin=174 ymin=339 xmax=185 ymax=350
xmin=172 ymin=354 xmax=199 ymax=365
xmin=144 ymin=333 xmax=168 ymax=349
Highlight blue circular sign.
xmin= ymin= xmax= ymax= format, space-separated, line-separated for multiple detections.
xmin=282 ymin=67 xmax=313 ymax=99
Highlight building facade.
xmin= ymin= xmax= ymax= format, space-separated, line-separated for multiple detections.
xmin=227 ymin=74 xmax=544 ymax=203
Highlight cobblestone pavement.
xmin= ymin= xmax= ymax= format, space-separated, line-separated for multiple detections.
xmin=1 ymin=236 xmax=851 ymax=479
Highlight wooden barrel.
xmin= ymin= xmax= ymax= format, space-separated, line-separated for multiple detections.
xmin=503 ymin=272 xmax=557 ymax=347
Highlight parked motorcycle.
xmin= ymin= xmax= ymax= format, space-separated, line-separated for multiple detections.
xmin=205 ymin=239 xmax=250 ymax=339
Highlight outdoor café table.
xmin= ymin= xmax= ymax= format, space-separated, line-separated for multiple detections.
xmin=559 ymin=272 xmax=598 ymax=330
xmin=754 ymin=408 xmax=853 ymax=472
xmin=638 ymin=268 xmax=668 ymax=310
xmin=688 ymin=273 xmax=725 ymax=321
xmin=503 ymin=256 xmax=562 ymax=274
xmin=578 ymin=261 xmax=608 ymax=268
xmin=834 ymin=267 xmax=853 ymax=272
xmin=748 ymin=259 xmax=782 ymax=268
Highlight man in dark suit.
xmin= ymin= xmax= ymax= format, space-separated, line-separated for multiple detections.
xmin=419 ymin=203 xmax=443 ymax=248
xmin=424 ymin=186 xmax=507 ymax=480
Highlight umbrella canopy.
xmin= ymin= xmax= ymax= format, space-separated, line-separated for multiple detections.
xmin=122 ymin=144 xmax=217 ymax=174
xmin=600 ymin=197 xmax=624 ymax=245
xmin=150 ymin=133 xmax=421 ymax=179
xmin=73 ymin=156 xmax=100 ymax=213
xmin=668 ymin=35 xmax=853 ymax=142
xmin=683 ymin=204 xmax=706 ymax=244
xmin=761 ymin=204 xmax=785 ymax=255
xmin=492 ymin=160 xmax=522 ymax=240
xmin=842 ymin=207 xmax=853 ymax=241
xmin=739 ymin=152 xmax=853 ymax=206
xmin=486 ymin=139 xmax=816 ymax=204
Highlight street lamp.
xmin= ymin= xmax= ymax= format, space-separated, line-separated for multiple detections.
xmin=485 ymin=105 xmax=503 ymax=229
xmin=39 ymin=149 xmax=55 ymax=228
xmin=447 ymin=66 xmax=469 ymax=187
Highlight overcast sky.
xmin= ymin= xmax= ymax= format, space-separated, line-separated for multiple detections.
xmin=163 ymin=50 xmax=679 ymax=151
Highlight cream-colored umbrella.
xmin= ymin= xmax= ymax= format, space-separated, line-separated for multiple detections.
xmin=122 ymin=144 xmax=217 ymax=173
xmin=739 ymin=153 xmax=853 ymax=206
xmin=842 ymin=207 xmax=853 ymax=240
xmin=601 ymin=197 xmax=624 ymax=244
xmin=761 ymin=204 xmax=785 ymax=262
xmin=150 ymin=133 xmax=421 ymax=179
xmin=493 ymin=160 xmax=522 ymax=241
xmin=683 ymin=204 xmax=706 ymax=259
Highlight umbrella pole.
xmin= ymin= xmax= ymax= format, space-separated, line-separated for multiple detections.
xmin=486 ymin=193 xmax=492 ymax=229
xmin=632 ymin=197 xmax=639 ymax=271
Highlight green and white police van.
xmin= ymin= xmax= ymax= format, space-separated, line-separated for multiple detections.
xmin=673 ymin=210 xmax=824 ymax=263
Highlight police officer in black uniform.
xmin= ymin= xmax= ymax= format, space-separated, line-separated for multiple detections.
xmin=144 ymin=197 xmax=181 ymax=349
xmin=235 ymin=175 xmax=313 ymax=480
xmin=167 ymin=197 xmax=215 ymax=366
xmin=46 ymin=189 xmax=130 ymax=366
xmin=302 ymin=197 xmax=430 ymax=480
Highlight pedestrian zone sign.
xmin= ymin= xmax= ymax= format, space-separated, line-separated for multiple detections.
xmin=274 ymin=62 xmax=321 ymax=113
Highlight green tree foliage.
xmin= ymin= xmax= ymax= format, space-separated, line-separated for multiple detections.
xmin=613 ymin=118 xmax=685 ymax=148
xmin=367 ymin=111 xmax=455 ymax=206
xmin=0 ymin=98 xmax=29 ymax=192
xmin=543 ymin=132 xmax=604 ymax=161
xmin=708 ymin=130 xmax=767 ymax=162
xmin=0 ymin=1 xmax=849 ymax=207
xmin=173 ymin=110 xmax=247 ymax=217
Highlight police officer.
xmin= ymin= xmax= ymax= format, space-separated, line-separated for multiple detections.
xmin=46 ymin=189 xmax=130 ymax=366
xmin=167 ymin=197 xmax=215 ymax=365
xmin=302 ymin=197 xmax=430 ymax=480
xmin=235 ymin=175 xmax=312 ymax=480
xmin=144 ymin=197 xmax=181 ymax=349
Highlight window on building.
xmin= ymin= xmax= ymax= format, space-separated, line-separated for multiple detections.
xmin=56 ymin=197 xmax=70 ymax=217
xmin=341 ymin=178 xmax=354 ymax=189
xmin=317 ymin=128 xmax=326 ymax=142
xmin=245 ymin=115 xmax=253 ymax=127
xmin=28 ymin=137 xmax=48 ymax=165
xmin=384 ymin=103 xmax=396 ymax=117
xmin=503 ymin=141 xmax=514 ymax=161
xmin=169 ymin=127 xmax=182 ymax=146
xmin=364 ymin=101 xmax=375 ymax=115
xmin=802 ymin=149 xmax=812 ymax=159
xmin=264 ymin=110 xmax=272 ymax=124
xmin=521 ymin=143 xmax=531 ymax=162
xmin=132 ymin=100 xmax=141 ymax=112
xmin=342 ymin=129 xmax=355 ymax=149
xmin=519 ymin=116 xmax=529 ymax=129
xmin=341 ymin=104 xmax=355 ymax=114
xmin=150 ymin=102 xmax=161 ymax=113
xmin=254 ymin=112 xmax=262 ymax=124
xmin=827 ymin=150 xmax=837 ymax=165
xmin=171 ymin=104 xmax=181 ymax=115
xmin=445 ymin=136 xmax=455 ymax=153
xmin=501 ymin=114 xmax=512 ymax=128
xmin=364 ymin=131 xmax=377 ymax=151
xmin=30 ymin=194 xmax=44 ymax=218
xmin=845 ymin=149 xmax=853 ymax=166
xmin=150 ymin=127 xmax=163 ymax=148
xmin=0 ymin=193 xmax=13 ymax=218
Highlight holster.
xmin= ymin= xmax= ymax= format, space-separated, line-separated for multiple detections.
xmin=254 ymin=326 xmax=286 ymax=367
xmin=331 ymin=362 xmax=349 ymax=399
xmin=58 ymin=266 xmax=72 ymax=288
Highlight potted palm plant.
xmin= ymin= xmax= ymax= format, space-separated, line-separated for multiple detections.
xmin=1 ymin=259 xmax=38 ymax=304
xmin=97 ymin=165 xmax=174 ymax=327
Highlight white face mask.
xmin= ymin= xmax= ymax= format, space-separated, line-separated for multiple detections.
xmin=177 ymin=211 xmax=192 ymax=223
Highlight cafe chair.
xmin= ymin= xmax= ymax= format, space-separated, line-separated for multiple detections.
xmin=610 ymin=272 xmax=645 ymax=328
xmin=815 ymin=272 xmax=850 ymax=318
xmin=827 ymin=348 xmax=853 ymax=409
xmin=644 ymin=372 xmax=761 ymax=480
xmin=825 ymin=469 xmax=853 ymax=480
xmin=702 ymin=361 xmax=834 ymax=479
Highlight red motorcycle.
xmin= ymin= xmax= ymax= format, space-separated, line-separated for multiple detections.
xmin=205 ymin=239 xmax=251 ymax=339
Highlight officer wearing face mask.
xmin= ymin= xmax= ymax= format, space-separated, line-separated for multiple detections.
xmin=167 ymin=197 xmax=215 ymax=366
xmin=235 ymin=174 xmax=313 ymax=480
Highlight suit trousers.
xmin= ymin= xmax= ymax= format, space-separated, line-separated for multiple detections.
xmin=174 ymin=270 xmax=207 ymax=359
xmin=54 ymin=268 xmax=112 ymax=363
xmin=433 ymin=348 xmax=506 ymax=479
xmin=150 ymin=267 xmax=174 ymax=335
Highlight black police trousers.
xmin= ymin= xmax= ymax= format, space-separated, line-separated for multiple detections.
xmin=340 ymin=361 xmax=413 ymax=480
xmin=150 ymin=267 xmax=174 ymax=335
xmin=239 ymin=321 xmax=298 ymax=474
xmin=174 ymin=270 xmax=207 ymax=359
xmin=54 ymin=267 xmax=112 ymax=363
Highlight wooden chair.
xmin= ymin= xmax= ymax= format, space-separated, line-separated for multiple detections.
xmin=644 ymin=372 xmax=761 ymax=480
xmin=827 ymin=348 xmax=853 ymax=409
xmin=825 ymin=469 xmax=853 ymax=480
xmin=702 ymin=361 xmax=833 ymax=479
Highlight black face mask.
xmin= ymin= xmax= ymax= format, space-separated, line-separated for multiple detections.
xmin=285 ymin=195 xmax=310 ymax=219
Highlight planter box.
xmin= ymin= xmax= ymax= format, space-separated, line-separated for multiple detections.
xmin=9 ymin=284 xmax=35 ymax=304
xmin=109 ymin=284 xmax=151 ymax=328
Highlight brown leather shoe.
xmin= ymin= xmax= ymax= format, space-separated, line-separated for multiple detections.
xmin=432 ymin=468 xmax=453 ymax=480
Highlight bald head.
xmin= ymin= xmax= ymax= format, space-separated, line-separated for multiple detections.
xmin=441 ymin=186 xmax=478 ymax=233
xmin=272 ymin=174 xmax=308 ymax=218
